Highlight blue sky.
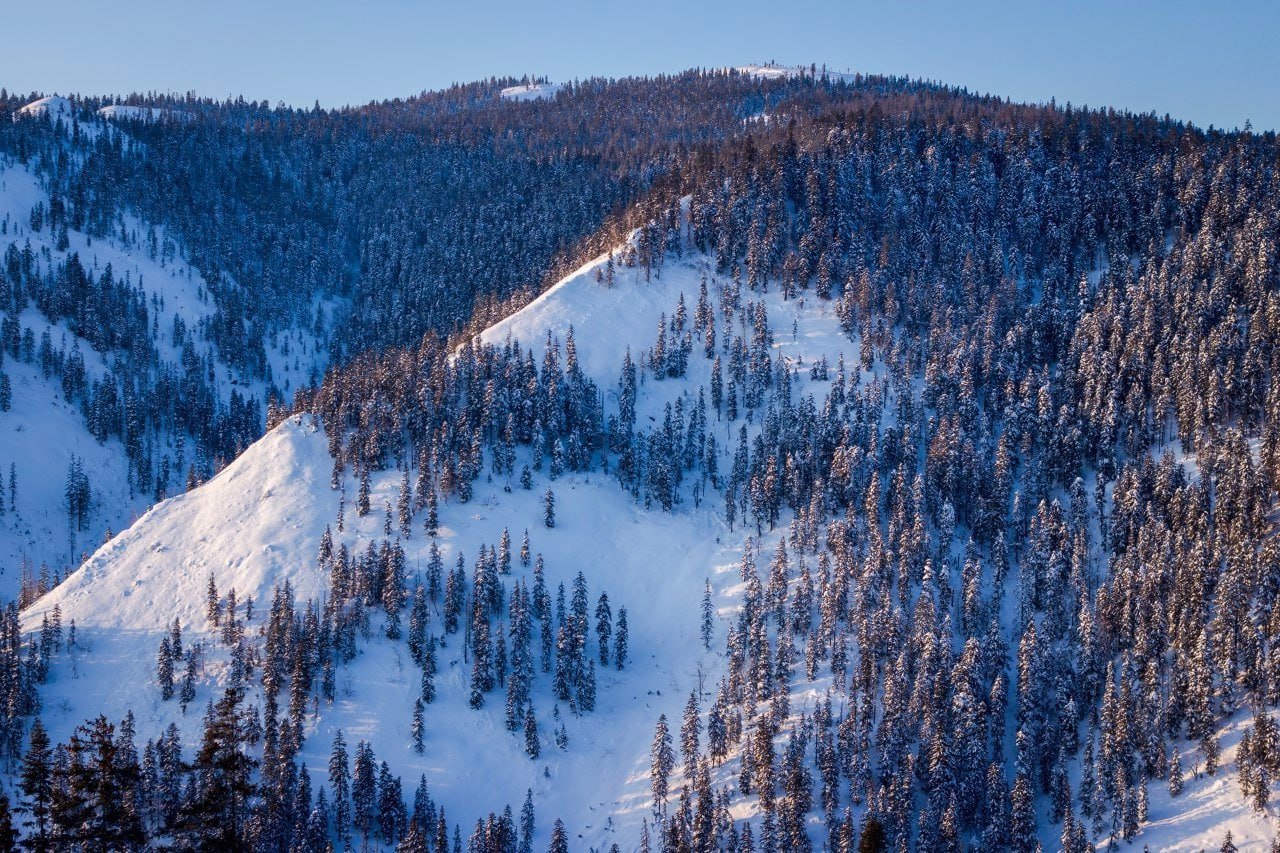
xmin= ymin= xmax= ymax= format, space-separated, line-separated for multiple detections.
xmin=2 ymin=0 xmax=1277 ymax=131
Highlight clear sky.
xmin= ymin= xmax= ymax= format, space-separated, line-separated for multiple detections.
xmin=2 ymin=0 xmax=1277 ymax=131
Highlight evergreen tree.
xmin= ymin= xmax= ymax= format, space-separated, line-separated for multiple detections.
xmin=1009 ymin=774 xmax=1036 ymax=853
xmin=0 ymin=789 xmax=16 ymax=853
xmin=700 ymin=579 xmax=715 ymax=650
xmin=412 ymin=699 xmax=425 ymax=754
xmin=422 ymin=636 xmax=438 ymax=704
xmin=520 ymin=789 xmax=535 ymax=853
xmin=18 ymin=719 xmax=52 ymax=851
xmin=156 ymin=636 xmax=175 ymax=701
xmin=50 ymin=715 xmax=145 ymax=850
xmin=353 ymin=740 xmax=377 ymax=841
xmin=595 ymin=592 xmax=612 ymax=666
xmin=857 ymin=817 xmax=886 ymax=853
xmin=179 ymin=650 xmax=198 ymax=713
xmin=650 ymin=714 xmax=675 ymax=814
xmin=548 ymin=818 xmax=569 ymax=853
xmin=680 ymin=691 xmax=701 ymax=776
xmin=615 ymin=607 xmax=628 ymax=670
xmin=174 ymin=690 xmax=254 ymax=848
xmin=329 ymin=730 xmax=352 ymax=845
xmin=524 ymin=707 xmax=540 ymax=759
xmin=205 ymin=572 xmax=219 ymax=626
xmin=1169 ymin=746 xmax=1183 ymax=797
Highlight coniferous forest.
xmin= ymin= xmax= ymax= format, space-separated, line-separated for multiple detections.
xmin=0 ymin=63 xmax=1278 ymax=851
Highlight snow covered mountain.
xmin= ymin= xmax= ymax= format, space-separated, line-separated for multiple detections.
xmin=3 ymin=69 xmax=1280 ymax=853
xmin=21 ymin=236 xmax=1280 ymax=850
xmin=23 ymin=247 xmax=755 ymax=850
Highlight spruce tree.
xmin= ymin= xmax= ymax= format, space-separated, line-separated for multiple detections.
xmin=548 ymin=818 xmax=569 ymax=853
xmin=352 ymin=740 xmax=376 ymax=841
xmin=205 ymin=572 xmax=219 ymax=626
xmin=700 ymin=579 xmax=715 ymax=650
xmin=595 ymin=592 xmax=612 ymax=666
xmin=329 ymin=730 xmax=352 ymax=845
xmin=615 ymin=607 xmax=628 ymax=670
xmin=857 ymin=817 xmax=887 ymax=853
xmin=412 ymin=699 xmax=425 ymax=754
xmin=156 ymin=636 xmax=174 ymax=700
xmin=650 ymin=714 xmax=675 ymax=814
xmin=519 ymin=789 xmax=535 ymax=853
xmin=421 ymin=636 xmax=437 ymax=704
xmin=18 ymin=719 xmax=52 ymax=851
xmin=175 ymin=690 xmax=254 ymax=848
xmin=0 ymin=789 xmax=16 ymax=853
xmin=680 ymin=691 xmax=700 ymax=775
xmin=1169 ymin=746 xmax=1183 ymax=797
xmin=524 ymin=707 xmax=540 ymax=759
xmin=179 ymin=650 xmax=198 ymax=713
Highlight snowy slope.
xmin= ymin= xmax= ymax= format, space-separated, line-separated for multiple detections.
xmin=15 ymin=96 xmax=73 ymax=120
xmin=20 ymin=243 xmax=862 ymax=847
xmin=23 ymin=410 xmax=739 ymax=849
xmin=480 ymin=251 xmax=679 ymax=386
xmin=1128 ymin=713 xmax=1279 ymax=852
xmin=734 ymin=63 xmax=858 ymax=83
xmin=0 ymin=153 xmax=328 ymax=599
xmin=13 ymin=95 xmax=114 ymax=144
xmin=0 ymin=161 xmax=214 ymax=592
xmin=20 ymin=97 xmax=192 ymax=127
xmin=0 ymin=351 xmax=135 ymax=587
xmin=500 ymin=82 xmax=564 ymax=102
xmin=16 ymin=230 xmax=1279 ymax=851
xmin=25 ymin=415 xmax=335 ymax=632
xmin=481 ymin=252 xmax=1280 ymax=852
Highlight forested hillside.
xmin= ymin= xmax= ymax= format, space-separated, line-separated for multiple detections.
xmin=0 ymin=67 xmax=868 ymax=594
xmin=2 ymin=65 xmax=1280 ymax=851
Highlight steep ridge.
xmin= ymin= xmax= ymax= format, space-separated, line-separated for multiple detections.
xmin=25 ymin=415 xmax=335 ymax=632
xmin=21 ymin=247 xmax=762 ymax=849
xmin=22 ymin=233 xmax=1280 ymax=849
xmin=17 ymin=208 xmax=915 ymax=839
